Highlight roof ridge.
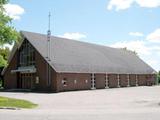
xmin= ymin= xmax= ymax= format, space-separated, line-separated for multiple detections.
xmin=21 ymin=30 xmax=127 ymax=52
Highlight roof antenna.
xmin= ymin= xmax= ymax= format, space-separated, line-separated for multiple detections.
xmin=47 ymin=12 xmax=51 ymax=61
xmin=47 ymin=12 xmax=51 ymax=86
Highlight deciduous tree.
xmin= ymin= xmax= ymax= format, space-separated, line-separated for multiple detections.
xmin=0 ymin=0 xmax=20 ymax=45
xmin=0 ymin=0 xmax=19 ymax=67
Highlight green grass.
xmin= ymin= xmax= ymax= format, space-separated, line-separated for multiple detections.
xmin=0 ymin=96 xmax=38 ymax=109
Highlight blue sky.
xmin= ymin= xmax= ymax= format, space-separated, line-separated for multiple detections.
xmin=5 ymin=0 xmax=160 ymax=71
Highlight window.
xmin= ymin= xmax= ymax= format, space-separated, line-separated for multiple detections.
xmin=35 ymin=76 xmax=39 ymax=84
xmin=91 ymin=73 xmax=96 ymax=89
xmin=62 ymin=78 xmax=67 ymax=86
xmin=19 ymin=40 xmax=35 ymax=67
xmin=74 ymin=80 xmax=77 ymax=84
xmin=105 ymin=74 xmax=109 ymax=88
xmin=85 ymin=79 xmax=88 ymax=83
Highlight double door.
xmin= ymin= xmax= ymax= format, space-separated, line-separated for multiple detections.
xmin=18 ymin=73 xmax=35 ymax=89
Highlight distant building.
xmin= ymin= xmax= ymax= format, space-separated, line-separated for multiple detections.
xmin=1 ymin=31 xmax=157 ymax=92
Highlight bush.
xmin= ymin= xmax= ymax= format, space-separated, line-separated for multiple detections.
xmin=157 ymin=71 xmax=160 ymax=84
xmin=158 ymin=75 xmax=160 ymax=84
xmin=0 ymin=55 xmax=7 ymax=67
xmin=0 ymin=78 xmax=3 ymax=89
xmin=0 ymin=79 xmax=2 ymax=88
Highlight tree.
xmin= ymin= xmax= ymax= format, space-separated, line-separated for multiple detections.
xmin=0 ymin=0 xmax=20 ymax=46
xmin=0 ymin=47 xmax=10 ymax=60
xmin=122 ymin=47 xmax=138 ymax=55
xmin=0 ymin=54 xmax=7 ymax=67
xmin=0 ymin=0 xmax=20 ymax=67
xmin=0 ymin=47 xmax=9 ymax=67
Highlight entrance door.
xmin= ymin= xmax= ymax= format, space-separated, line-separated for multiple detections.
xmin=19 ymin=73 xmax=34 ymax=89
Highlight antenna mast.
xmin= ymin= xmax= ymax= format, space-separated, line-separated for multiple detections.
xmin=47 ymin=12 xmax=51 ymax=86
xmin=47 ymin=12 xmax=51 ymax=60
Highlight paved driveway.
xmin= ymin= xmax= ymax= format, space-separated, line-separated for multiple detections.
xmin=0 ymin=86 xmax=160 ymax=120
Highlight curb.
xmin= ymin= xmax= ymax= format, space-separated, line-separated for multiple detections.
xmin=0 ymin=107 xmax=21 ymax=110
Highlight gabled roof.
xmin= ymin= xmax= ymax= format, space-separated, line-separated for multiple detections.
xmin=19 ymin=31 xmax=156 ymax=74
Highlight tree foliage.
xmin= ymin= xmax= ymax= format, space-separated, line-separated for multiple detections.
xmin=122 ymin=47 xmax=138 ymax=55
xmin=0 ymin=47 xmax=9 ymax=60
xmin=0 ymin=47 xmax=9 ymax=67
xmin=0 ymin=54 xmax=7 ymax=67
xmin=0 ymin=0 xmax=20 ymax=45
xmin=0 ymin=0 xmax=19 ymax=67
xmin=0 ymin=0 xmax=8 ymax=9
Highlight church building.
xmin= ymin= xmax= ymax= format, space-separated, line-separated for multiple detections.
xmin=1 ymin=31 xmax=157 ymax=92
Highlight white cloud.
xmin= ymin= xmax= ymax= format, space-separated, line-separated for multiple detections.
xmin=146 ymin=28 xmax=160 ymax=43
xmin=148 ymin=46 xmax=160 ymax=52
xmin=4 ymin=4 xmax=25 ymax=20
xmin=107 ymin=0 xmax=160 ymax=11
xmin=145 ymin=58 xmax=159 ymax=72
xmin=109 ymin=28 xmax=160 ymax=71
xmin=107 ymin=0 xmax=133 ymax=11
xmin=59 ymin=32 xmax=86 ymax=40
xmin=146 ymin=59 xmax=159 ymax=68
xmin=136 ymin=0 xmax=160 ymax=8
xmin=129 ymin=32 xmax=144 ymax=37
xmin=110 ymin=40 xmax=160 ymax=70
xmin=110 ymin=40 xmax=151 ymax=55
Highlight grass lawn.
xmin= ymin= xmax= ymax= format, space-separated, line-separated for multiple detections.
xmin=0 ymin=96 xmax=38 ymax=109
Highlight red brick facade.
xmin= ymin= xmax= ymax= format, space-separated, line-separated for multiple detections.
xmin=3 ymin=40 xmax=157 ymax=92
xmin=108 ymin=74 xmax=118 ymax=88
xmin=119 ymin=74 xmax=128 ymax=87
xmin=95 ymin=74 xmax=106 ymax=89
xmin=129 ymin=75 xmax=136 ymax=86
xmin=56 ymin=73 xmax=91 ymax=92
xmin=4 ymin=50 xmax=18 ymax=89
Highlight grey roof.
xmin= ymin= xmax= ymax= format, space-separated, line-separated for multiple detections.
xmin=20 ymin=31 xmax=155 ymax=74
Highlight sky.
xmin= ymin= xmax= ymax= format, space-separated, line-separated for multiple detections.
xmin=4 ymin=0 xmax=160 ymax=71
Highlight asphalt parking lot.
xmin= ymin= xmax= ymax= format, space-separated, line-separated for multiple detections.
xmin=0 ymin=86 xmax=160 ymax=120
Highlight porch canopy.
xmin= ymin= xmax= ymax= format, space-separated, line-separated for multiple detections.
xmin=11 ymin=66 xmax=36 ymax=74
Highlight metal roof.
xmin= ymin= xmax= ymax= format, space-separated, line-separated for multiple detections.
xmin=20 ymin=31 xmax=155 ymax=74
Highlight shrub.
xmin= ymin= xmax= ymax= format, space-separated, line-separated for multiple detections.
xmin=158 ymin=75 xmax=160 ymax=84
xmin=0 ymin=79 xmax=2 ymax=88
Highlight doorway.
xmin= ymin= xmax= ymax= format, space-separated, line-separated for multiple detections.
xmin=18 ymin=73 xmax=35 ymax=89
